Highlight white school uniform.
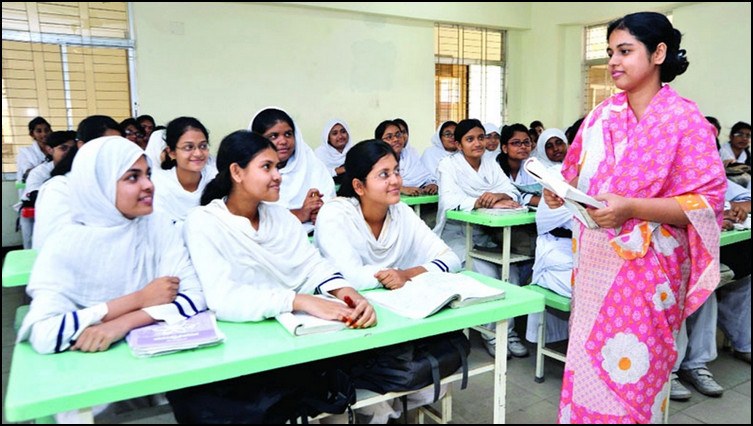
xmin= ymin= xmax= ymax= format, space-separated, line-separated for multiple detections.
xmin=151 ymin=165 xmax=218 ymax=226
xmin=400 ymin=144 xmax=437 ymax=188
xmin=31 ymin=174 xmax=70 ymax=250
xmin=23 ymin=161 xmax=54 ymax=199
xmin=314 ymin=197 xmax=461 ymax=290
xmin=421 ymin=121 xmax=455 ymax=177
xmin=145 ymin=129 xmax=218 ymax=181
xmin=534 ymin=128 xmax=569 ymax=169
xmin=183 ymin=199 xmax=350 ymax=322
xmin=508 ymin=165 xmax=539 ymax=206
xmin=18 ymin=137 xmax=206 ymax=354
xmin=434 ymin=152 xmax=519 ymax=260
xmin=314 ymin=119 xmax=353 ymax=177
xmin=248 ymin=107 xmax=336 ymax=234
xmin=481 ymin=122 xmax=502 ymax=164
xmin=16 ymin=141 xmax=47 ymax=199
xmin=719 ymin=143 xmax=749 ymax=164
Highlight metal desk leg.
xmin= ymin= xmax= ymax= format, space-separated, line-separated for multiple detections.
xmin=413 ymin=204 xmax=421 ymax=217
xmin=465 ymin=222 xmax=473 ymax=271
xmin=501 ymin=226 xmax=511 ymax=282
xmin=493 ymin=319 xmax=509 ymax=424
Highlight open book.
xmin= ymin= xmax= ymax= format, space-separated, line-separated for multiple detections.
xmin=476 ymin=206 xmax=529 ymax=216
xmin=276 ymin=296 xmax=347 ymax=336
xmin=365 ymin=272 xmax=505 ymax=319
xmin=523 ymin=157 xmax=605 ymax=229
xmin=126 ymin=310 xmax=225 ymax=358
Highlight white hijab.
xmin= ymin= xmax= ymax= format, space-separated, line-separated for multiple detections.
xmin=534 ymin=128 xmax=569 ymax=170
xmin=400 ymin=144 xmax=436 ymax=187
xmin=20 ymin=137 xmax=204 ymax=340
xmin=248 ymin=107 xmax=336 ymax=218
xmin=421 ymin=121 xmax=455 ymax=176
xmin=151 ymin=166 xmax=217 ymax=225
xmin=314 ymin=118 xmax=353 ymax=177
xmin=482 ymin=122 xmax=502 ymax=163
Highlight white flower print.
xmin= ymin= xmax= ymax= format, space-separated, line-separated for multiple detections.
xmin=601 ymin=332 xmax=650 ymax=384
xmin=652 ymin=225 xmax=680 ymax=256
xmin=651 ymin=379 xmax=670 ymax=423
xmin=652 ymin=281 xmax=676 ymax=311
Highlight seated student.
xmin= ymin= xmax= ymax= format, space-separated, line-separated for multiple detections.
xmin=377 ymin=119 xmax=437 ymax=196
xmin=33 ymin=115 xmax=122 ymax=250
xmin=17 ymin=117 xmax=52 ymax=249
xmin=433 ymin=118 xmax=524 ymax=358
xmin=523 ymin=132 xmax=572 ymax=345
xmin=706 ymin=116 xmax=722 ymax=150
xmin=183 ymin=129 xmax=375 ymax=325
xmin=670 ymin=178 xmax=752 ymax=401
xmin=720 ymin=121 xmax=751 ymax=167
xmin=314 ymin=139 xmax=461 ymax=422
xmin=137 ymin=114 xmax=157 ymax=141
xmin=482 ymin=122 xmax=502 ymax=162
xmin=151 ymin=117 xmax=218 ymax=227
xmin=18 ymin=136 xmax=206 ymax=355
xmin=497 ymin=123 xmax=540 ymax=207
xmin=564 ymin=117 xmax=585 ymax=149
xmin=420 ymin=120 xmax=457 ymax=177
xmin=315 ymin=118 xmax=353 ymax=185
xmin=120 ymin=117 xmax=147 ymax=150
xmin=249 ymin=107 xmax=336 ymax=234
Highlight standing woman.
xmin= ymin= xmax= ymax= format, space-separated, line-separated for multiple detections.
xmin=18 ymin=136 xmax=206 ymax=355
xmin=315 ymin=118 xmax=353 ymax=185
xmin=249 ymin=107 xmax=335 ymax=234
xmin=151 ymin=117 xmax=218 ymax=226
xmin=184 ymin=130 xmax=375 ymax=325
xmin=545 ymin=12 xmax=725 ymax=423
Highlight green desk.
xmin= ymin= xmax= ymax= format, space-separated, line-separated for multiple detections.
xmin=446 ymin=209 xmax=536 ymax=281
xmin=15 ymin=181 xmax=25 ymax=190
xmin=2 ymin=249 xmax=38 ymax=287
xmin=720 ymin=228 xmax=751 ymax=246
xmin=400 ymin=194 xmax=438 ymax=216
xmin=4 ymin=271 xmax=544 ymax=424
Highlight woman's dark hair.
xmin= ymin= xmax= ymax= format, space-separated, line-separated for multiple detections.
xmin=250 ymin=108 xmax=295 ymax=135
xmin=119 ymin=117 xmax=144 ymax=135
xmin=374 ymin=120 xmax=400 ymax=140
xmin=439 ymin=120 xmax=457 ymax=136
xmin=46 ymin=130 xmax=77 ymax=149
xmin=200 ymin=130 xmax=276 ymax=205
xmin=28 ymin=116 xmax=50 ymax=134
xmin=137 ymin=114 xmax=155 ymax=127
xmin=565 ymin=117 xmax=585 ymax=146
xmin=453 ymin=119 xmax=485 ymax=144
xmin=52 ymin=115 xmax=121 ymax=177
xmin=161 ymin=116 xmax=210 ymax=170
xmin=529 ymin=120 xmax=544 ymax=129
xmin=393 ymin=118 xmax=409 ymax=135
xmin=729 ymin=121 xmax=752 ymax=166
xmin=496 ymin=123 xmax=529 ymax=176
xmin=705 ymin=116 xmax=721 ymax=150
xmin=338 ymin=139 xmax=398 ymax=200
xmin=607 ymin=11 xmax=688 ymax=83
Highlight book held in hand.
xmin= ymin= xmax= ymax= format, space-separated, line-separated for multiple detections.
xmin=365 ymin=272 xmax=506 ymax=319
xmin=523 ymin=157 xmax=605 ymax=229
xmin=126 ymin=310 xmax=225 ymax=358
xmin=276 ymin=295 xmax=348 ymax=336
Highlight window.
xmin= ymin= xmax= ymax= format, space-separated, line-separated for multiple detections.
xmin=2 ymin=2 xmax=134 ymax=176
xmin=434 ymin=24 xmax=505 ymax=129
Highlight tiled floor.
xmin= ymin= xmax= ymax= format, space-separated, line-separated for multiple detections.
xmin=2 ymin=248 xmax=750 ymax=424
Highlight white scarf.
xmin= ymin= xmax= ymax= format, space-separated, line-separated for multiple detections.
xmin=421 ymin=121 xmax=455 ymax=176
xmin=248 ymin=107 xmax=335 ymax=232
xmin=534 ymin=128 xmax=569 ymax=170
xmin=434 ymin=151 xmax=519 ymax=236
xmin=152 ymin=165 xmax=218 ymax=225
xmin=184 ymin=200 xmax=348 ymax=322
xmin=19 ymin=137 xmax=206 ymax=348
xmin=314 ymin=118 xmax=353 ymax=177
xmin=314 ymin=197 xmax=460 ymax=290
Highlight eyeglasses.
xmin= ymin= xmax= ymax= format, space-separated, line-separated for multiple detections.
xmin=177 ymin=143 xmax=209 ymax=152
xmin=124 ymin=130 xmax=144 ymax=138
xmin=508 ymin=140 xmax=532 ymax=148
xmin=370 ymin=168 xmax=401 ymax=181
xmin=733 ymin=132 xmax=752 ymax=139
xmin=441 ymin=131 xmax=454 ymax=138
xmin=382 ymin=131 xmax=402 ymax=142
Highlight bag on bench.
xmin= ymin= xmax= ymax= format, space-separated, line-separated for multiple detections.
xmin=344 ymin=330 xmax=470 ymax=403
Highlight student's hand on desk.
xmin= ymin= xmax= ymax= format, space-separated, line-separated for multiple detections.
xmin=139 ymin=276 xmax=179 ymax=307
xmin=422 ymin=184 xmax=438 ymax=195
xmin=722 ymin=218 xmax=735 ymax=231
xmin=543 ymin=188 xmax=564 ymax=209
xmin=329 ymin=288 xmax=377 ymax=328
xmin=71 ymin=320 xmax=129 ymax=352
xmin=374 ymin=268 xmax=410 ymax=290
xmin=589 ymin=193 xmax=632 ymax=228
xmin=401 ymin=186 xmax=423 ymax=196
xmin=491 ymin=199 xmax=522 ymax=209
xmin=726 ymin=203 xmax=749 ymax=222
xmin=475 ymin=192 xmax=499 ymax=208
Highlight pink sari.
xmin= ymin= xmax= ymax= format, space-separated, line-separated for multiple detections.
xmin=558 ymin=85 xmax=725 ymax=424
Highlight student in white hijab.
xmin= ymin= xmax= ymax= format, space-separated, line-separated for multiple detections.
xmin=249 ymin=107 xmax=335 ymax=234
xmin=151 ymin=117 xmax=218 ymax=227
xmin=315 ymin=118 xmax=352 ymax=185
xmin=482 ymin=122 xmax=502 ymax=163
xmin=32 ymin=115 xmax=122 ymax=250
xmin=434 ymin=118 xmax=525 ymax=359
xmin=378 ymin=119 xmax=438 ymax=196
xmin=534 ymin=128 xmax=569 ymax=171
xmin=183 ymin=130 xmax=376 ymax=325
xmin=315 ymin=139 xmax=461 ymax=290
xmin=420 ymin=120 xmax=457 ymax=176
xmin=18 ymin=136 xmax=207 ymax=355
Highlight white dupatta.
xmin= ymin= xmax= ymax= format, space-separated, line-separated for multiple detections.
xmin=151 ymin=163 xmax=218 ymax=225
xmin=421 ymin=121 xmax=455 ymax=176
xmin=314 ymin=118 xmax=352 ymax=177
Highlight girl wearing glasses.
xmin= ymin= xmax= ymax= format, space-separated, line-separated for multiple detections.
xmin=420 ymin=120 xmax=457 ymax=176
xmin=497 ymin=123 xmax=541 ymax=208
xmin=544 ymin=12 xmax=725 ymax=423
xmin=720 ymin=121 xmax=751 ymax=168
xmin=376 ymin=119 xmax=437 ymax=196
xmin=151 ymin=117 xmax=218 ymax=227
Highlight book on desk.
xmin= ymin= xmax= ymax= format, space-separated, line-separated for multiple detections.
xmin=276 ymin=295 xmax=349 ymax=336
xmin=365 ymin=272 xmax=505 ymax=319
xmin=126 ymin=310 xmax=225 ymax=357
